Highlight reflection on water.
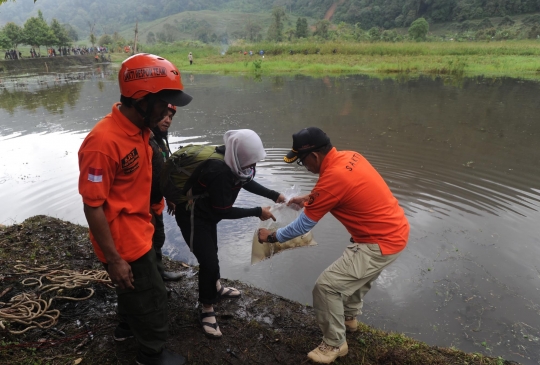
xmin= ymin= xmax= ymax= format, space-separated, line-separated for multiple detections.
xmin=0 ymin=83 xmax=82 ymax=115
xmin=0 ymin=71 xmax=539 ymax=364
xmin=0 ymin=66 xmax=114 ymax=116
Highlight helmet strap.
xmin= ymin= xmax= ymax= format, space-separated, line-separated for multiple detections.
xmin=132 ymin=94 xmax=157 ymax=128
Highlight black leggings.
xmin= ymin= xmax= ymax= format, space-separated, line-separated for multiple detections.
xmin=175 ymin=209 xmax=220 ymax=305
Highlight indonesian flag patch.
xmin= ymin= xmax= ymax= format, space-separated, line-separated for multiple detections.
xmin=88 ymin=167 xmax=103 ymax=183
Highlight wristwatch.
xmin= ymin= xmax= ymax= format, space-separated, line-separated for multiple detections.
xmin=267 ymin=232 xmax=278 ymax=243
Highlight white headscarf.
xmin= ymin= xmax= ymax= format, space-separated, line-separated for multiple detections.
xmin=223 ymin=129 xmax=266 ymax=181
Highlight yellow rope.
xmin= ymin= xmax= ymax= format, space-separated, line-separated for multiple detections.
xmin=0 ymin=265 xmax=112 ymax=334
xmin=13 ymin=263 xmax=64 ymax=274
xmin=0 ymin=293 xmax=60 ymax=334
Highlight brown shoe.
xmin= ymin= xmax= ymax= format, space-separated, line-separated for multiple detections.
xmin=345 ymin=316 xmax=358 ymax=333
xmin=307 ymin=341 xmax=348 ymax=363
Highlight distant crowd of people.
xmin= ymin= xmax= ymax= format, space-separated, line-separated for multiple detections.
xmin=3 ymin=46 xmax=110 ymax=61
xmin=238 ymin=50 xmax=265 ymax=56
xmin=47 ymin=46 xmax=108 ymax=57
xmin=94 ymin=52 xmax=111 ymax=63
xmin=4 ymin=49 xmax=22 ymax=60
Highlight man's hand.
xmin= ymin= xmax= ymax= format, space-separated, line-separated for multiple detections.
xmin=260 ymin=207 xmax=276 ymax=221
xmin=258 ymin=228 xmax=271 ymax=243
xmin=287 ymin=194 xmax=310 ymax=206
xmin=83 ymin=204 xmax=134 ymax=290
xmin=107 ymin=258 xmax=135 ymax=290
xmin=276 ymin=194 xmax=286 ymax=204
xmin=166 ymin=200 xmax=176 ymax=216
xmin=286 ymin=194 xmax=310 ymax=211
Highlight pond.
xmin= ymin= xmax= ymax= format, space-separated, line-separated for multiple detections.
xmin=1 ymin=66 xmax=539 ymax=364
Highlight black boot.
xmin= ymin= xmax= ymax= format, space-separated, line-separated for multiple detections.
xmin=136 ymin=349 xmax=186 ymax=365
xmin=113 ymin=322 xmax=134 ymax=341
xmin=161 ymin=271 xmax=183 ymax=281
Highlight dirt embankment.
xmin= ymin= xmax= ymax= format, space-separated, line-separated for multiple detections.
xmin=0 ymin=55 xmax=95 ymax=73
xmin=0 ymin=216 xmax=519 ymax=365
xmin=324 ymin=0 xmax=346 ymax=21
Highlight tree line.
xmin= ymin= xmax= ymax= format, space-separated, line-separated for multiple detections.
xmin=140 ymin=8 xmax=429 ymax=46
xmin=141 ymin=4 xmax=540 ymax=46
xmin=263 ymin=9 xmax=429 ymax=42
xmin=268 ymin=0 xmax=540 ymax=30
xmin=0 ymin=10 xmax=75 ymax=52
xmin=3 ymin=0 xmax=540 ymax=38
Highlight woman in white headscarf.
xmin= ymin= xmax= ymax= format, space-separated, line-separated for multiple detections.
xmin=174 ymin=129 xmax=285 ymax=339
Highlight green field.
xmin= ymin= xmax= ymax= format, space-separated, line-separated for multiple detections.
xmin=127 ymin=40 xmax=540 ymax=80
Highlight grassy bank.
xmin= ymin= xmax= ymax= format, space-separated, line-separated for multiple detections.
xmin=122 ymin=40 xmax=540 ymax=79
xmin=0 ymin=216 xmax=519 ymax=364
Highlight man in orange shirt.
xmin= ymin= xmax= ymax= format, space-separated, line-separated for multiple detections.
xmin=258 ymin=127 xmax=409 ymax=364
xmin=78 ymin=54 xmax=192 ymax=365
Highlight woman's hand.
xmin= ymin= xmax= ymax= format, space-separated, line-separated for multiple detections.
xmin=276 ymin=194 xmax=286 ymax=203
xmin=260 ymin=206 xmax=276 ymax=221
xmin=166 ymin=200 xmax=176 ymax=216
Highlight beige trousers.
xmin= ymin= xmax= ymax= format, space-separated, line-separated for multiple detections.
xmin=313 ymin=243 xmax=401 ymax=347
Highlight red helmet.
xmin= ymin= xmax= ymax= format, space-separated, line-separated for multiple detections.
xmin=118 ymin=53 xmax=192 ymax=106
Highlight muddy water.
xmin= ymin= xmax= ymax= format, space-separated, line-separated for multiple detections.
xmin=0 ymin=68 xmax=539 ymax=364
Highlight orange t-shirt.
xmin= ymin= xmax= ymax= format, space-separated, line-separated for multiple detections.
xmin=304 ymin=148 xmax=409 ymax=255
xmin=78 ymin=103 xmax=154 ymax=263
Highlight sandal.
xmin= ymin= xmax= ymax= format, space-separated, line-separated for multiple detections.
xmin=217 ymin=285 xmax=241 ymax=299
xmin=199 ymin=310 xmax=222 ymax=339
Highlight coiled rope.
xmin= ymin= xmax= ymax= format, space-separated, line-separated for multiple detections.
xmin=0 ymin=264 xmax=112 ymax=334
xmin=0 ymin=293 xmax=59 ymax=334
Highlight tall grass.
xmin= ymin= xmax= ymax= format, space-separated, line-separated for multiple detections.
xmin=114 ymin=40 xmax=540 ymax=79
xmin=228 ymin=40 xmax=540 ymax=56
xmin=143 ymin=40 xmax=218 ymax=58
xmin=140 ymin=39 xmax=540 ymax=58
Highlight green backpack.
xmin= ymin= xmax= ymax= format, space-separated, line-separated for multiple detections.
xmin=160 ymin=144 xmax=224 ymax=205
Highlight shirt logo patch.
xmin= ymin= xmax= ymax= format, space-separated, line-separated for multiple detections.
xmin=88 ymin=167 xmax=103 ymax=183
xmin=121 ymin=148 xmax=140 ymax=175
xmin=307 ymin=191 xmax=319 ymax=205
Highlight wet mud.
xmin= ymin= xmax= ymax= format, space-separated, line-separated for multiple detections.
xmin=0 ymin=216 xmax=520 ymax=364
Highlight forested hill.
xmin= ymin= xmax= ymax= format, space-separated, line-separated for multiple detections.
xmin=329 ymin=0 xmax=540 ymax=29
xmin=1 ymin=0 xmax=539 ymax=34
xmin=3 ymin=0 xmax=273 ymax=30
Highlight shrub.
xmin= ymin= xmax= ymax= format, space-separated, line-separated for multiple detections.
xmin=408 ymin=18 xmax=429 ymax=41
xmin=498 ymin=16 xmax=515 ymax=27
xmin=368 ymin=27 xmax=381 ymax=42
xmin=475 ymin=27 xmax=496 ymax=40
xmin=381 ymin=30 xmax=398 ymax=42
xmin=522 ymin=14 xmax=540 ymax=26
xmin=98 ymin=34 xmax=113 ymax=47
xmin=477 ymin=18 xmax=493 ymax=29
xmin=457 ymin=20 xmax=477 ymax=32
xmin=528 ymin=25 xmax=540 ymax=39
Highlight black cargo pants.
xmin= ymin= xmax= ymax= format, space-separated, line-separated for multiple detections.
xmin=152 ymin=212 xmax=166 ymax=276
xmin=105 ymin=248 xmax=168 ymax=356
